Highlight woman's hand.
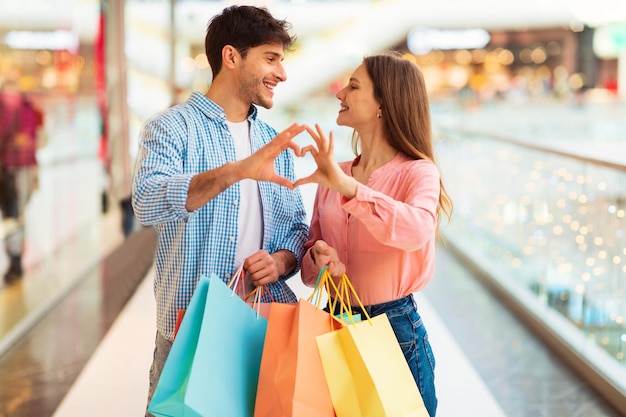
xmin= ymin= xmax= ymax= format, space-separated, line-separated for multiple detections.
xmin=295 ymin=124 xmax=357 ymax=198
xmin=311 ymin=240 xmax=346 ymax=279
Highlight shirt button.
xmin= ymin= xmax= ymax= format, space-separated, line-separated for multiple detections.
xmin=229 ymin=236 xmax=235 ymax=242
xmin=233 ymin=199 xmax=238 ymax=206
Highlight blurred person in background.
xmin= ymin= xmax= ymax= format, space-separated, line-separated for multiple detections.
xmin=297 ymin=52 xmax=453 ymax=417
xmin=131 ymin=5 xmax=308 ymax=415
xmin=0 ymin=82 xmax=42 ymax=285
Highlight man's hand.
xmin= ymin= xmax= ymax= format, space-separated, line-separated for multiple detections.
xmin=186 ymin=123 xmax=305 ymax=211
xmin=237 ymin=122 xmax=305 ymax=189
xmin=244 ymin=249 xmax=296 ymax=287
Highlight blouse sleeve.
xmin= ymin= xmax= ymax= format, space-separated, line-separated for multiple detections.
xmin=341 ymin=160 xmax=440 ymax=252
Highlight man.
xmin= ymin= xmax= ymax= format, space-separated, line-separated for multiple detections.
xmin=131 ymin=6 xmax=308 ymax=414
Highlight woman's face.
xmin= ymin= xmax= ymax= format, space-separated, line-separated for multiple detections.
xmin=335 ymin=63 xmax=380 ymax=131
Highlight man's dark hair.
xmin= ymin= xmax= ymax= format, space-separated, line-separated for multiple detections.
xmin=205 ymin=5 xmax=296 ymax=78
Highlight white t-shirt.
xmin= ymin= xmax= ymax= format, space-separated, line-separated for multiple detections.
xmin=225 ymin=120 xmax=264 ymax=271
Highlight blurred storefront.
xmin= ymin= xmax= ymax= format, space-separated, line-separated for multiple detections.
xmin=0 ymin=6 xmax=103 ymax=264
xmin=0 ymin=0 xmax=108 ymax=355
xmin=396 ymin=25 xmax=621 ymax=104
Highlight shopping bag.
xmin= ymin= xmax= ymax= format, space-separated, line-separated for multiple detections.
xmin=148 ymin=273 xmax=268 ymax=417
xmin=316 ymin=272 xmax=429 ymax=417
xmin=173 ymin=309 xmax=185 ymax=338
xmin=254 ymin=299 xmax=340 ymax=417
xmin=171 ymin=265 xmax=264 ymax=340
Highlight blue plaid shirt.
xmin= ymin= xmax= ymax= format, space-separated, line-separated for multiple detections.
xmin=132 ymin=92 xmax=308 ymax=341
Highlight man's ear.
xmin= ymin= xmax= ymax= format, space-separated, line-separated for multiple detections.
xmin=221 ymin=45 xmax=239 ymax=70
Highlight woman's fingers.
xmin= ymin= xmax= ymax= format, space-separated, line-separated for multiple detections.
xmin=327 ymin=260 xmax=346 ymax=278
xmin=299 ymin=144 xmax=319 ymax=158
xmin=327 ymin=130 xmax=335 ymax=153
xmin=306 ymin=124 xmax=332 ymax=152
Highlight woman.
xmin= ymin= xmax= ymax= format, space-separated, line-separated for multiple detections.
xmin=297 ymin=52 xmax=452 ymax=416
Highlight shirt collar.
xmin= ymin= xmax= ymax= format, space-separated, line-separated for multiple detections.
xmin=187 ymin=91 xmax=258 ymax=122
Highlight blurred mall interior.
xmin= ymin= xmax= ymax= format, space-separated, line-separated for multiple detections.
xmin=1 ymin=0 xmax=626 ymax=416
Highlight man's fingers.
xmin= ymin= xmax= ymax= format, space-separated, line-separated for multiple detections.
xmin=284 ymin=123 xmax=306 ymax=139
xmin=285 ymin=141 xmax=301 ymax=156
xmin=270 ymin=123 xmax=306 ymax=155
xmin=271 ymin=174 xmax=295 ymax=189
xmin=294 ymin=175 xmax=314 ymax=187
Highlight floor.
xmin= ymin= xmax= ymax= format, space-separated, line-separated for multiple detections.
xmin=0 ymin=215 xmax=156 ymax=417
xmin=424 ymin=247 xmax=622 ymax=417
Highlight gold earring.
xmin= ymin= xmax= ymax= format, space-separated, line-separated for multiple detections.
xmin=376 ymin=113 xmax=382 ymax=119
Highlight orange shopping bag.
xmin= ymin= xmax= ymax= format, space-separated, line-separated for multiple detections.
xmin=254 ymin=270 xmax=342 ymax=416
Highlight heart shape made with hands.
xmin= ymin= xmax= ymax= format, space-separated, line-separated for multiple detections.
xmin=267 ymin=122 xmax=342 ymax=189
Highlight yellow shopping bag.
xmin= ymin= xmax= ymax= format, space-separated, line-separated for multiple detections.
xmin=316 ymin=271 xmax=429 ymax=417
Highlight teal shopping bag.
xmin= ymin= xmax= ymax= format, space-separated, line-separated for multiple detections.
xmin=148 ymin=274 xmax=268 ymax=417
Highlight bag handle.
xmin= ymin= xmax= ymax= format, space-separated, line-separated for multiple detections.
xmin=247 ymin=285 xmax=264 ymax=318
xmin=307 ymin=266 xmax=326 ymax=308
xmin=247 ymin=285 xmax=275 ymax=319
xmin=246 ymin=284 xmax=275 ymax=302
xmin=227 ymin=264 xmax=246 ymax=297
xmin=308 ymin=266 xmax=372 ymax=328
xmin=336 ymin=273 xmax=371 ymax=325
xmin=308 ymin=265 xmax=343 ymax=310
xmin=307 ymin=266 xmax=343 ymax=330
xmin=228 ymin=265 xmax=275 ymax=318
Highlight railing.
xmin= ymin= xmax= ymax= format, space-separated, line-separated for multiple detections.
xmin=434 ymin=126 xmax=626 ymax=413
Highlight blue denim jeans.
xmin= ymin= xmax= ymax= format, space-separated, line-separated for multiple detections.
xmin=327 ymin=294 xmax=438 ymax=416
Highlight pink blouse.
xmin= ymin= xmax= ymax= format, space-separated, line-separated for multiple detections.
xmin=301 ymin=152 xmax=440 ymax=306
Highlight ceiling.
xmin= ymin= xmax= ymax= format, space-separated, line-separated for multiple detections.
xmin=1 ymin=0 xmax=625 ymax=104
xmin=170 ymin=0 xmax=626 ymax=105
xmin=2 ymin=0 xmax=624 ymax=35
